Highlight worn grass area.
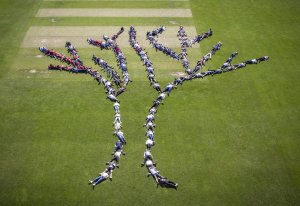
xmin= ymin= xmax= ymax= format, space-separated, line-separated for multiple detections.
xmin=1 ymin=0 xmax=300 ymax=205
xmin=41 ymin=1 xmax=191 ymax=8
xmin=36 ymin=8 xmax=192 ymax=17
xmin=21 ymin=26 xmax=198 ymax=48
xmin=31 ymin=17 xmax=195 ymax=27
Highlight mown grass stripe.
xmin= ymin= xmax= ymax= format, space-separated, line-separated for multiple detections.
xmin=36 ymin=8 xmax=192 ymax=17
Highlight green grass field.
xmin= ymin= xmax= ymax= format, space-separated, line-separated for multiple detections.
xmin=1 ymin=0 xmax=300 ymax=205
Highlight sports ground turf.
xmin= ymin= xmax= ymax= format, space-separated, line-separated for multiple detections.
xmin=0 ymin=0 xmax=300 ymax=205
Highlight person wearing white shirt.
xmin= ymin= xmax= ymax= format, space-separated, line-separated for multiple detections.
xmin=147 ymin=166 xmax=163 ymax=184
xmin=152 ymin=82 xmax=161 ymax=93
xmin=89 ymin=171 xmax=111 ymax=189
xmin=156 ymin=92 xmax=166 ymax=101
xmin=141 ymin=150 xmax=154 ymax=167
xmin=146 ymin=114 xmax=154 ymax=123
xmin=162 ymin=83 xmax=177 ymax=95
xmin=114 ymin=122 xmax=122 ymax=130
xmin=114 ymin=113 xmax=121 ymax=123
xmin=143 ymin=121 xmax=156 ymax=130
xmin=107 ymin=149 xmax=125 ymax=164
xmin=146 ymin=138 xmax=154 ymax=150
xmin=113 ymin=130 xmax=126 ymax=144
xmin=113 ymin=102 xmax=120 ymax=113
xmin=145 ymin=129 xmax=154 ymax=141
xmin=107 ymin=94 xmax=119 ymax=103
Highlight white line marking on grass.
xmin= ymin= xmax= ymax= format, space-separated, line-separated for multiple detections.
xmin=22 ymin=26 xmax=198 ymax=48
xmin=36 ymin=8 xmax=192 ymax=17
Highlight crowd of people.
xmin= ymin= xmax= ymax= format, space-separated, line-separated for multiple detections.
xmin=129 ymin=26 xmax=162 ymax=93
xmin=177 ymin=27 xmax=213 ymax=73
xmin=39 ymin=28 xmax=130 ymax=190
xmin=130 ymin=26 xmax=179 ymax=190
xmin=189 ymin=28 xmax=213 ymax=45
xmin=87 ymin=28 xmax=130 ymax=189
xmin=90 ymin=27 xmax=131 ymax=98
xmin=39 ymin=44 xmax=89 ymax=72
xmin=146 ymin=26 xmax=180 ymax=61
xmin=145 ymin=26 xmax=214 ymax=75
xmin=130 ymin=25 xmax=269 ymax=190
xmin=87 ymin=27 xmax=125 ymax=50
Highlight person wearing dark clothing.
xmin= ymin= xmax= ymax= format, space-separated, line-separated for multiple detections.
xmin=157 ymin=177 xmax=178 ymax=190
xmin=257 ymin=56 xmax=269 ymax=63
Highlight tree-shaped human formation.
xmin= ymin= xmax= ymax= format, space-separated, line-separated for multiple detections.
xmin=39 ymin=27 xmax=131 ymax=190
xmin=39 ymin=26 xmax=268 ymax=190
xmin=129 ymin=25 xmax=268 ymax=190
